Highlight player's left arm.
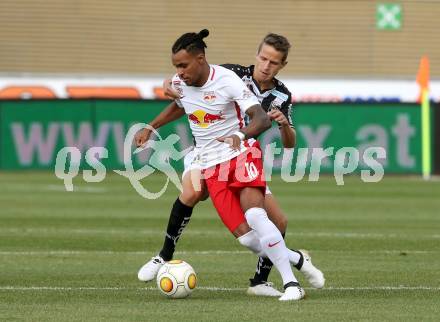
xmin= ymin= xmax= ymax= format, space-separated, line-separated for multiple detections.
xmin=242 ymin=104 xmax=272 ymax=139
xmin=268 ymin=109 xmax=296 ymax=148
xmin=268 ymin=96 xmax=296 ymax=148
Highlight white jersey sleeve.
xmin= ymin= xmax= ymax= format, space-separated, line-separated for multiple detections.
xmin=175 ymin=98 xmax=183 ymax=108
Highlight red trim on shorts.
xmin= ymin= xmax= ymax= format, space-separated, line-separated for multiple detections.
xmin=210 ymin=67 xmax=216 ymax=80
xmin=234 ymin=102 xmax=244 ymax=129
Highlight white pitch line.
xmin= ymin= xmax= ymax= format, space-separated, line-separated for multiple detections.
xmin=323 ymin=286 xmax=440 ymax=291
xmin=0 ymin=286 xmax=439 ymax=292
xmin=0 ymin=250 xmax=251 ymax=256
xmin=0 ymin=286 xmax=246 ymax=292
xmin=1 ymin=228 xmax=439 ymax=239
xmin=0 ymin=249 xmax=437 ymax=256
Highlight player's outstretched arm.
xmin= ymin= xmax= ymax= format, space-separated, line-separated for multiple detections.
xmin=242 ymin=104 xmax=272 ymax=138
xmin=134 ymin=101 xmax=185 ymax=147
xmin=150 ymin=101 xmax=185 ymax=129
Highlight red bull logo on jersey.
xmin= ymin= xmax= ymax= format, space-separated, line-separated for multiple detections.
xmin=187 ymin=109 xmax=224 ymax=128
xmin=203 ymin=91 xmax=216 ymax=104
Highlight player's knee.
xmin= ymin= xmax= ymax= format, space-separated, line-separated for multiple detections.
xmin=181 ymin=172 xmax=206 ymax=206
xmin=180 ymin=189 xmax=205 ymax=207
xmin=232 ymin=222 xmax=251 ymax=238
xmin=237 ymin=230 xmax=264 ymax=256
xmin=191 ymin=189 xmax=205 ymax=202
xmin=200 ymin=189 xmax=209 ymax=201
xmin=244 ymin=207 xmax=269 ymax=231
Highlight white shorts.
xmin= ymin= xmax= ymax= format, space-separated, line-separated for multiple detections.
xmin=183 ymin=149 xmax=272 ymax=195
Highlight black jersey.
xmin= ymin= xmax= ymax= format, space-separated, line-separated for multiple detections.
xmin=222 ymin=64 xmax=294 ymax=128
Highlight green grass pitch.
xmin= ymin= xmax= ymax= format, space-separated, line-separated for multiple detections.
xmin=0 ymin=172 xmax=439 ymax=321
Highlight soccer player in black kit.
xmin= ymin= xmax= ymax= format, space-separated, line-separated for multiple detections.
xmin=135 ymin=32 xmax=324 ymax=297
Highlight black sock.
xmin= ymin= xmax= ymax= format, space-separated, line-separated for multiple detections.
xmin=159 ymin=198 xmax=193 ymax=261
xmin=249 ymin=257 xmax=273 ymax=286
xmin=250 ymin=233 xmax=286 ymax=286
xmin=291 ymin=249 xmax=304 ymax=270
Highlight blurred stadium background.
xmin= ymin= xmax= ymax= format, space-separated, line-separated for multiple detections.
xmin=0 ymin=0 xmax=439 ymax=77
xmin=0 ymin=1 xmax=439 ymax=321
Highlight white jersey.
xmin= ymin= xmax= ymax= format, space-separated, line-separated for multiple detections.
xmin=173 ymin=65 xmax=260 ymax=169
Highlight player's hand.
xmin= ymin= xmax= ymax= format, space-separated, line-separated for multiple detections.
xmin=163 ymin=78 xmax=181 ymax=99
xmin=134 ymin=127 xmax=152 ymax=148
xmin=217 ymin=135 xmax=241 ymax=151
xmin=268 ymin=109 xmax=289 ymax=126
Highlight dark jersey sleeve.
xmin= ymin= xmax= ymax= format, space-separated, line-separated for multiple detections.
xmin=220 ymin=64 xmax=251 ymax=78
xmin=279 ymin=92 xmax=294 ymax=128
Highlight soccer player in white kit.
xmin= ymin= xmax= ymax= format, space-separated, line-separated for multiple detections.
xmin=141 ymin=29 xmax=309 ymax=300
xmin=137 ymin=31 xmax=325 ymax=298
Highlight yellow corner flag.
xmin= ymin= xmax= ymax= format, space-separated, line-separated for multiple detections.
xmin=416 ymin=56 xmax=431 ymax=180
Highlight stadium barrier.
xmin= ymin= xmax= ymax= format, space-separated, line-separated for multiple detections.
xmin=0 ymin=100 xmax=436 ymax=175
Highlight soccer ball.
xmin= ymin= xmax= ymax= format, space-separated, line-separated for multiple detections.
xmin=156 ymin=260 xmax=197 ymax=298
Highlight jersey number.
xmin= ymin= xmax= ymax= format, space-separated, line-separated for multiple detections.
xmin=245 ymin=162 xmax=259 ymax=180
